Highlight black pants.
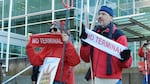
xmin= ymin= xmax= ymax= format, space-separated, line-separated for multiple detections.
xmin=53 ymin=80 xmax=65 ymax=84
xmin=31 ymin=66 xmax=39 ymax=83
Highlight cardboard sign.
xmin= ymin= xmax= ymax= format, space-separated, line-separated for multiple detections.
xmin=82 ymin=28 xmax=128 ymax=59
xmin=37 ymin=57 xmax=60 ymax=84
xmin=30 ymin=34 xmax=63 ymax=47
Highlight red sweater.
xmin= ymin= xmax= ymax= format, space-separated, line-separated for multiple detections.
xmin=26 ymin=40 xmax=80 ymax=84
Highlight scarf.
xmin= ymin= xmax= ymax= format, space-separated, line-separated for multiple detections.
xmin=97 ymin=22 xmax=113 ymax=75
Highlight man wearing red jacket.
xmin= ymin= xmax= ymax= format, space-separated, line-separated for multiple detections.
xmin=80 ymin=6 xmax=132 ymax=84
xmin=138 ymin=42 xmax=150 ymax=84
xmin=26 ymin=21 xmax=80 ymax=84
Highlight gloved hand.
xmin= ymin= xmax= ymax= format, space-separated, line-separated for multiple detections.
xmin=79 ymin=24 xmax=87 ymax=39
xmin=81 ymin=41 xmax=89 ymax=46
xmin=143 ymin=43 xmax=148 ymax=47
xmin=120 ymin=49 xmax=131 ymax=62
xmin=143 ymin=42 xmax=150 ymax=47
xmin=26 ymin=37 xmax=33 ymax=48
xmin=62 ymin=33 xmax=69 ymax=43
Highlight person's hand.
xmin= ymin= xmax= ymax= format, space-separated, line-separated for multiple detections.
xmin=62 ymin=33 xmax=69 ymax=43
xmin=143 ymin=43 xmax=150 ymax=47
xmin=120 ymin=49 xmax=131 ymax=62
xmin=143 ymin=43 xmax=150 ymax=51
xmin=80 ymin=24 xmax=87 ymax=39
xmin=26 ymin=37 xmax=33 ymax=48
xmin=81 ymin=41 xmax=89 ymax=46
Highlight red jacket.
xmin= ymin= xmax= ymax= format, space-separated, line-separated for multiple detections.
xmin=26 ymin=39 xmax=80 ymax=84
xmin=80 ymin=25 xmax=132 ymax=79
xmin=138 ymin=46 xmax=150 ymax=74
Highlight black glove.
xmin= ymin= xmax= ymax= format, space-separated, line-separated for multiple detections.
xmin=143 ymin=43 xmax=150 ymax=47
xmin=81 ymin=40 xmax=89 ymax=46
xmin=120 ymin=49 xmax=131 ymax=62
xmin=79 ymin=24 xmax=87 ymax=39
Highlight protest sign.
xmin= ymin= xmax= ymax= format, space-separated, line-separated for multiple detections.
xmin=82 ymin=28 xmax=128 ymax=59
xmin=30 ymin=34 xmax=63 ymax=47
xmin=37 ymin=57 xmax=60 ymax=84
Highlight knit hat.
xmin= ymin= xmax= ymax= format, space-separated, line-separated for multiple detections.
xmin=99 ymin=6 xmax=113 ymax=17
xmin=49 ymin=21 xmax=62 ymax=32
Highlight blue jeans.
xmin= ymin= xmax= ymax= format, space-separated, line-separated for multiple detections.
xmin=143 ymin=74 xmax=150 ymax=84
xmin=116 ymin=80 xmax=122 ymax=84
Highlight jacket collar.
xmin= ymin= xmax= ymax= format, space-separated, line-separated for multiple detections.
xmin=99 ymin=23 xmax=116 ymax=34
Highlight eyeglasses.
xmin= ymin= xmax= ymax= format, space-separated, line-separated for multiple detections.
xmin=49 ymin=28 xmax=58 ymax=32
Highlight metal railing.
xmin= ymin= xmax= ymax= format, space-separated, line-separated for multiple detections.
xmin=2 ymin=65 xmax=32 ymax=84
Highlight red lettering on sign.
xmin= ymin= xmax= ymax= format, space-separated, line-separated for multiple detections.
xmin=88 ymin=34 xmax=94 ymax=40
xmin=95 ymin=36 xmax=121 ymax=53
xmin=32 ymin=38 xmax=39 ymax=44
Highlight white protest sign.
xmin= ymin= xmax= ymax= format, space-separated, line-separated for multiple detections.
xmin=37 ymin=57 xmax=60 ymax=84
xmin=82 ymin=28 xmax=128 ymax=59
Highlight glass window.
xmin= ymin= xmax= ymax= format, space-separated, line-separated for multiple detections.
xmin=0 ymin=43 xmax=1 ymax=51
xmin=28 ymin=0 xmax=51 ymax=13
xmin=22 ymin=46 xmax=26 ymax=55
xmin=10 ymin=53 xmax=19 ymax=57
xmin=10 ymin=45 xmax=21 ymax=54
xmin=0 ymin=1 xmax=2 ymax=20
xmin=11 ymin=18 xmax=25 ymax=26
xmin=1 ymin=44 xmax=27 ymax=58
xmin=55 ymin=11 xmax=66 ymax=19
xmin=4 ymin=0 xmax=10 ymax=18
xmin=11 ymin=26 xmax=25 ymax=35
xmin=3 ymin=43 xmax=7 ymax=52
xmin=139 ymin=7 xmax=150 ymax=13
xmin=28 ymin=15 xmax=42 ymax=23
xmin=13 ymin=0 xmax=25 ymax=16
xmin=28 ymin=13 xmax=52 ymax=24
xmin=27 ymin=23 xmax=50 ymax=34
xmin=117 ymin=0 xmax=134 ymax=16
xmin=2 ymin=53 xmax=6 ymax=58
xmin=55 ymin=9 xmax=74 ymax=19
xmin=9 ymin=45 xmax=22 ymax=57
xmin=4 ymin=20 xmax=8 ymax=28
xmin=55 ymin=0 xmax=65 ymax=10
xmin=40 ymin=13 xmax=52 ymax=22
